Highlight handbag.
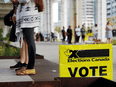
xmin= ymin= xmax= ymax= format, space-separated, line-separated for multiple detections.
xmin=4 ymin=9 xmax=14 ymax=26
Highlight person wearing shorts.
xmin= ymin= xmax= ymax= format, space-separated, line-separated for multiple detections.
xmin=92 ymin=24 xmax=98 ymax=44
xmin=92 ymin=24 xmax=102 ymax=44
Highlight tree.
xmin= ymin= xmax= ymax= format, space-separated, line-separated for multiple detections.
xmin=55 ymin=26 xmax=61 ymax=33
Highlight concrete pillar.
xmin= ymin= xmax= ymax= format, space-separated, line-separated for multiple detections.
xmin=42 ymin=10 xmax=44 ymax=33
xmin=43 ymin=0 xmax=47 ymax=33
xmin=64 ymin=0 xmax=67 ymax=31
xmin=51 ymin=1 xmax=54 ymax=33
xmin=77 ymin=0 xmax=82 ymax=27
xmin=49 ymin=0 xmax=51 ymax=34
xmin=70 ymin=0 xmax=75 ymax=43
xmin=40 ymin=12 xmax=43 ymax=33
xmin=49 ymin=0 xmax=54 ymax=33
xmin=67 ymin=0 xmax=71 ymax=27
xmin=96 ymin=0 xmax=107 ymax=42
xmin=61 ymin=0 xmax=67 ymax=31
xmin=47 ymin=0 xmax=50 ymax=37
xmin=76 ymin=0 xmax=82 ymax=43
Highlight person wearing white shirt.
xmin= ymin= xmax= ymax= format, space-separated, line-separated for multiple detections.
xmin=75 ymin=25 xmax=81 ymax=44
xmin=92 ymin=24 xmax=98 ymax=44
xmin=11 ymin=0 xmax=44 ymax=75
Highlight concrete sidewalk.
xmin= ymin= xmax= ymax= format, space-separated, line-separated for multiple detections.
xmin=0 ymin=59 xmax=33 ymax=82
xmin=3 ymin=41 xmax=116 ymax=82
xmin=36 ymin=42 xmax=116 ymax=82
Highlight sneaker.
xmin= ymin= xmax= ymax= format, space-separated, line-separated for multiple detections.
xmin=10 ymin=61 xmax=23 ymax=70
xmin=15 ymin=63 xmax=28 ymax=71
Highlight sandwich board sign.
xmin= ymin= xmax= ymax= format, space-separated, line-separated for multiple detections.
xmin=59 ymin=44 xmax=113 ymax=80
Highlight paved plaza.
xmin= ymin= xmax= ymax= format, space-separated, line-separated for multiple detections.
xmin=1 ymin=41 xmax=116 ymax=82
xmin=35 ymin=41 xmax=116 ymax=82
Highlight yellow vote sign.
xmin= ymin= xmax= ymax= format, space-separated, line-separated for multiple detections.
xmin=59 ymin=44 xmax=113 ymax=80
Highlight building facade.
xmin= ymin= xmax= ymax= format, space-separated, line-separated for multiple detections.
xmin=106 ymin=0 xmax=116 ymax=29
xmin=94 ymin=0 xmax=97 ymax=24
xmin=82 ymin=0 xmax=94 ymax=29
xmin=54 ymin=21 xmax=61 ymax=29
xmin=34 ymin=0 xmax=106 ymax=42
xmin=67 ymin=0 xmax=71 ymax=27
xmin=53 ymin=0 xmax=61 ymax=32
xmin=107 ymin=0 xmax=116 ymax=19
xmin=58 ymin=0 xmax=61 ymax=21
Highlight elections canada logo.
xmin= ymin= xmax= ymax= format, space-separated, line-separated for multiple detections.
xmin=64 ymin=49 xmax=110 ymax=62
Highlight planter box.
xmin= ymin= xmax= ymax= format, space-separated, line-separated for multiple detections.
xmin=54 ymin=77 xmax=116 ymax=87
xmin=0 ymin=54 xmax=44 ymax=59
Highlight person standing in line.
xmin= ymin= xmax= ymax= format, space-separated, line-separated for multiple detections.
xmin=106 ymin=21 xmax=113 ymax=44
xmin=67 ymin=26 xmax=72 ymax=44
xmin=51 ymin=32 xmax=55 ymax=42
xmin=4 ymin=0 xmax=29 ymax=71
xmin=12 ymin=0 xmax=44 ymax=75
xmin=61 ymin=26 xmax=66 ymax=44
xmin=75 ymin=25 xmax=81 ymax=44
xmin=92 ymin=24 xmax=98 ymax=44
xmin=81 ymin=25 xmax=86 ymax=44
xmin=36 ymin=32 xmax=40 ymax=42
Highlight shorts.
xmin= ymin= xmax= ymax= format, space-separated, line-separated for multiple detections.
xmin=82 ymin=35 xmax=85 ymax=39
xmin=93 ymin=33 xmax=98 ymax=39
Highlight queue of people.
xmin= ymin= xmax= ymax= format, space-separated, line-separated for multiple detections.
xmin=33 ymin=32 xmax=57 ymax=42
xmin=61 ymin=25 xmax=86 ymax=44
xmin=61 ymin=21 xmax=114 ymax=44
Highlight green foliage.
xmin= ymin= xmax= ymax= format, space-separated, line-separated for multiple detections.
xmin=0 ymin=28 xmax=20 ymax=56
xmin=0 ymin=28 xmax=3 ymax=40
xmin=55 ymin=26 xmax=61 ymax=33
xmin=0 ymin=28 xmax=11 ymax=41
xmin=111 ymin=39 xmax=116 ymax=45
xmin=0 ymin=42 xmax=20 ymax=56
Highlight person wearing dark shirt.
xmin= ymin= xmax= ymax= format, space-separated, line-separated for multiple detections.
xmin=61 ymin=26 xmax=66 ymax=43
xmin=67 ymin=26 xmax=72 ymax=44
xmin=81 ymin=25 xmax=86 ymax=44
xmin=51 ymin=32 xmax=55 ymax=41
